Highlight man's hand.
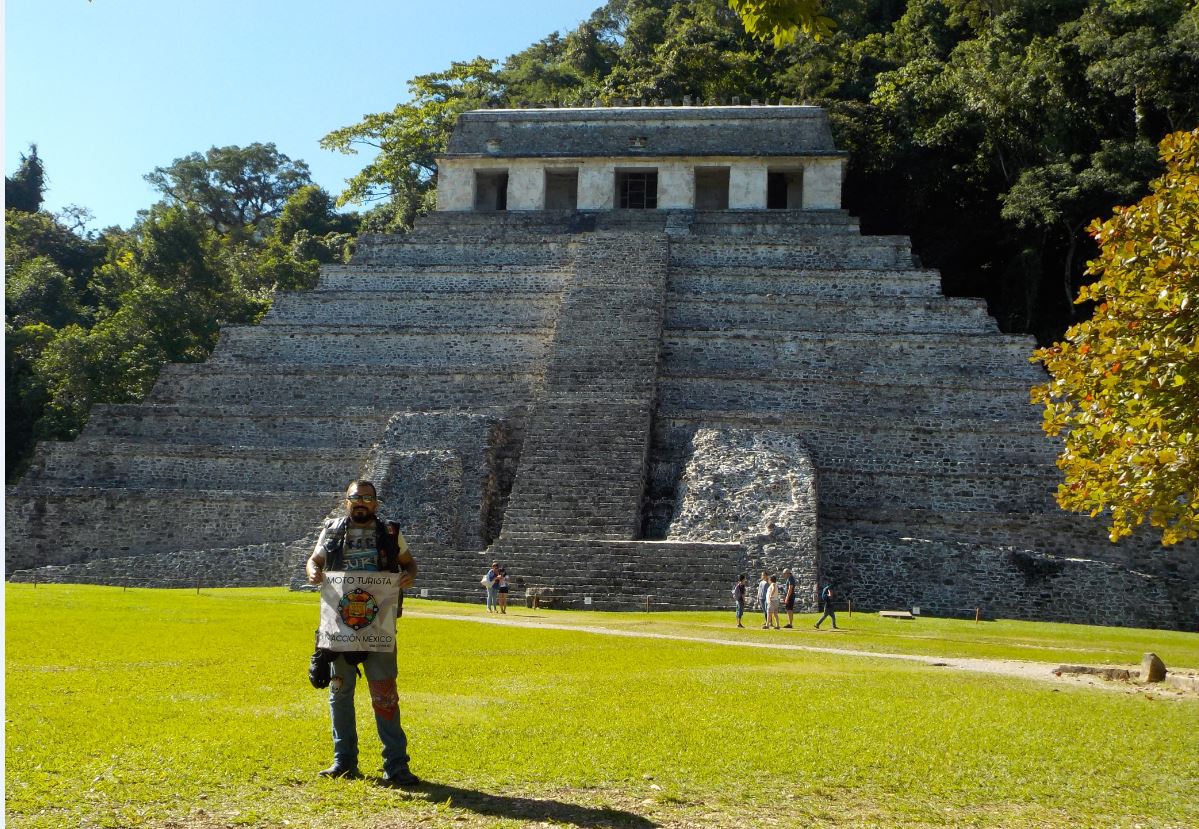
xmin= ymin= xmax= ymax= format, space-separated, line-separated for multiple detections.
xmin=398 ymin=571 xmax=415 ymax=590
xmin=306 ymin=558 xmax=324 ymax=585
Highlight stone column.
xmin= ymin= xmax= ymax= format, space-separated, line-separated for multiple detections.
xmin=802 ymin=158 xmax=844 ymax=210
xmin=729 ymin=161 xmax=768 ymax=209
xmin=578 ymin=162 xmax=614 ymax=210
xmin=435 ymin=160 xmax=473 ymax=211
xmin=657 ymin=161 xmax=694 ymax=209
xmin=506 ymin=161 xmax=545 ymax=211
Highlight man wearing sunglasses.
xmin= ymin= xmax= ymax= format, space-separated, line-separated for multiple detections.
xmin=306 ymin=479 xmax=419 ymax=787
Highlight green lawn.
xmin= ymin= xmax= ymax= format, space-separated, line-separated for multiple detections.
xmin=6 ymin=585 xmax=1198 ymax=829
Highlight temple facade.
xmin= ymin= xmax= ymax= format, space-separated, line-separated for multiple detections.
xmin=434 ymin=106 xmax=845 ymax=212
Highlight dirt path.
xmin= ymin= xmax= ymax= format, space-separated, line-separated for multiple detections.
xmin=407 ymin=610 xmax=1194 ymax=697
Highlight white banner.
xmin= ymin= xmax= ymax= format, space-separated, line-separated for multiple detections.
xmin=318 ymin=572 xmax=401 ymax=652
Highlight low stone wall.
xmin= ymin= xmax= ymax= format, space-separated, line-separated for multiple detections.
xmin=819 ymin=529 xmax=1195 ymax=630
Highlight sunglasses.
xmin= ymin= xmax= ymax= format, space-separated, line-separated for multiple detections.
xmin=346 ymin=494 xmax=377 ymax=503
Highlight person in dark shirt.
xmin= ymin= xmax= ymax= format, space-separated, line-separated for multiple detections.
xmin=815 ymin=583 xmax=838 ymax=630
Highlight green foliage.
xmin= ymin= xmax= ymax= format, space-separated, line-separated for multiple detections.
xmin=6 ymin=586 xmax=1199 ymax=829
xmin=727 ymin=0 xmax=835 ymax=45
xmin=1032 ymin=129 xmax=1199 ymax=546
xmin=321 ymin=57 xmax=503 ymax=224
xmin=5 ymin=257 xmax=88 ymax=329
xmin=5 ymin=143 xmax=45 ymax=212
xmin=144 ymin=142 xmax=313 ymax=233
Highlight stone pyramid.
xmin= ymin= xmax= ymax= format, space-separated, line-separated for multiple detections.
xmin=7 ymin=107 xmax=1195 ymax=629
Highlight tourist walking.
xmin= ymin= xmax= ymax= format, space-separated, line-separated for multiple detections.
xmin=757 ymin=571 xmax=770 ymax=628
xmin=482 ymin=561 xmax=500 ymax=612
xmin=305 ymin=479 xmax=420 ymax=787
xmin=496 ymin=564 xmax=509 ymax=614
xmin=766 ymin=575 xmax=781 ymax=629
xmin=732 ymin=574 xmax=747 ymax=627
xmin=782 ymin=567 xmax=797 ymax=628
xmin=815 ymin=583 xmax=838 ymax=629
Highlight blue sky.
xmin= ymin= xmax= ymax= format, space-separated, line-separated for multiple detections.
xmin=5 ymin=0 xmax=603 ymax=230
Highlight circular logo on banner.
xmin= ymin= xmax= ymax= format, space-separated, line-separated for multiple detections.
xmin=338 ymin=588 xmax=379 ymax=630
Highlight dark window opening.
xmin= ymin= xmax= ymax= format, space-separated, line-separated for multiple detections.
xmin=694 ymin=167 xmax=730 ymax=210
xmin=617 ymin=171 xmax=658 ymax=209
xmin=545 ymin=170 xmax=579 ymax=210
xmin=767 ymin=170 xmax=802 ymax=209
xmin=474 ymin=171 xmax=509 ymax=211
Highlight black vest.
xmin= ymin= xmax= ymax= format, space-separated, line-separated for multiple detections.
xmin=321 ymin=516 xmax=403 ymax=573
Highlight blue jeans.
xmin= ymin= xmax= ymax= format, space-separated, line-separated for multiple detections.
xmin=485 ymin=584 xmax=498 ymax=611
xmin=735 ymin=600 xmax=744 ymax=622
xmin=329 ymin=649 xmax=410 ymax=777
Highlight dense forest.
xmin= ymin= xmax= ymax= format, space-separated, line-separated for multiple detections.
xmin=7 ymin=0 xmax=1198 ymax=480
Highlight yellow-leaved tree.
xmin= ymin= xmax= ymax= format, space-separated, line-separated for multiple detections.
xmin=727 ymin=0 xmax=833 ymax=45
xmin=1032 ymin=128 xmax=1199 ymax=546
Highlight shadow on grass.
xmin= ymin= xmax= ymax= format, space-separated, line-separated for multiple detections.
xmin=412 ymin=782 xmax=658 ymax=828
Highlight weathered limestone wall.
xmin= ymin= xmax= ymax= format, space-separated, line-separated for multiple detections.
xmin=666 ymin=428 xmax=819 ymax=607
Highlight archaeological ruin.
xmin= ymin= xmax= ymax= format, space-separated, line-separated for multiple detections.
xmin=6 ymin=105 xmax=1196 ymax=630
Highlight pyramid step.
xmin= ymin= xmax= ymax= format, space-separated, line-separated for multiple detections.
xmin=147 ymin=365 xmax=539 ymax=409
xmin=263 ymin=291 xmax=560 ymax=329
xmin=665 ymin=295 xmax=997 ymax=335
xmin=208 ymin=327 xmax=550 ymax=368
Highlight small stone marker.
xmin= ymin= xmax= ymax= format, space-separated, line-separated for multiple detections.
xmin=879 ymin=610 xmax=915 ymax=620
xmin=1142 ymin=652 xmax=1167 ymax=683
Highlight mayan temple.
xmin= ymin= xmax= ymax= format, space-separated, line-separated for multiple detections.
xmin=7 ymin=105 xmax=1196 ymax=629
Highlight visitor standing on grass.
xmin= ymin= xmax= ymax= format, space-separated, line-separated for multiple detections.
xmin=782 ymin=568 xmax=797 ymax=628
xmin=496 ymin=564 xmax=509 ymax=614
xmin=732 ymin=574 xmax=747 ymax=627
xmin=815 ymin=583 xmax=838 ymax=629
xmin=767 ymin=575 xmax=781 ymax=629
xmin=482 ymin=561 xmax=500 ymax=612
xmin=306 ymin=480 xmax=421 ymax=787
xmin=757 ymin=571 xmax=770 ymax=628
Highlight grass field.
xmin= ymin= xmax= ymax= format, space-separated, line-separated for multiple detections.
xmin=6 ymin=584 xmax=1198 ymax=829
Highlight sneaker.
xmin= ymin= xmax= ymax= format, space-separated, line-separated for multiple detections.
xmin=783 ymin=624 xmax=792 ymax=629
xmin=318 ymin=765 xmax=362 ymax=779
xmin=380 ymin=770 xmax=422 ymax=788
xmin=761 ymin=624 xmax=769 ymax=629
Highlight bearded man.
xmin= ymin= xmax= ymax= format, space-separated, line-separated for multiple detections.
xmin=306 ymin=480 xmax=419 ymax=787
